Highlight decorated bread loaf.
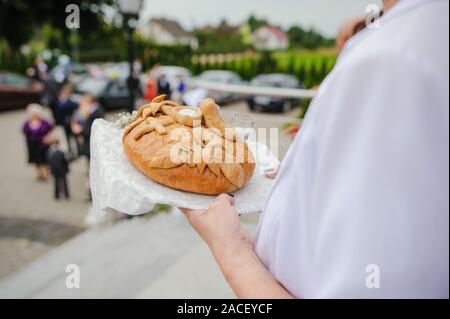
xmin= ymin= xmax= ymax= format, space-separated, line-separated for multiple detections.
xmin=122 ymin=95 xmax=255 ymax=195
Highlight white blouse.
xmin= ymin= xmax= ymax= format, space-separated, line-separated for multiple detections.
xmin=254 ymin=0 xmax=449 ymax=298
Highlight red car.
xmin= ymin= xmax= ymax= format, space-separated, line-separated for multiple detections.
xmin=0 ymin=72 xmax=43 ymax=110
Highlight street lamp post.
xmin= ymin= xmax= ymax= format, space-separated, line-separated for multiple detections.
xmin=117 ymin=0 xmax=143 ymax=113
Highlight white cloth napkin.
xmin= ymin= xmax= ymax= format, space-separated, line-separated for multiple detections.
xmin=90 ymin=119 xmax=278 ymax=215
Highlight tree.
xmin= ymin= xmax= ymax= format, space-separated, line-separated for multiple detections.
xmin=288 ymin=25 xmax=334 ymax=50
xmin=194 ymin=21 xmax=249 ymax=53
xmin=287 ymin=26 xmax=306 ymax=49
xmin=0 ymin=0 xmax=116 ymax=50
xmin=247 ymin=15 xmax=267 ymax=32
xmin=257 ymin=51 xmax=276 ymax=74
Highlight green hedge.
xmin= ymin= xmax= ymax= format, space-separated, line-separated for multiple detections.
xmin=0 ymin=40 xmax=37 ymax=73
xmin=191 ymin=51 xmax=337 ymax=88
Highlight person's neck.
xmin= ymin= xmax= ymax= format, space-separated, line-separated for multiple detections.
xmin=383 ymin=0 xmax=400 ymax=13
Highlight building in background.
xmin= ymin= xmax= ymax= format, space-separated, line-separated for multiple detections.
xmin=139 ymin=18 xmax=199 ymax=50
xmin=250 ymin=25 xmax=289 ymax=51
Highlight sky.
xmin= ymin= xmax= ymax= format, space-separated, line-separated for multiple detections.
xmin=141 ymin=0 xmax=382 ymax=38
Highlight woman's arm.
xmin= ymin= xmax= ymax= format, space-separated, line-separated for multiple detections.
xmin=181 ymin=194 xmax=294 ymax=299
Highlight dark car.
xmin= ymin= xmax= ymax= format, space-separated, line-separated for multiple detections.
xmin=195 ymin=70 xmax=243 ymax=105
xmin=74 ymin=77 xmax=130 ymax=110
xmin=247 ymin=74 xmax=304 ymax=113
xmin=0 ymin=72 xmax=43 ymax=110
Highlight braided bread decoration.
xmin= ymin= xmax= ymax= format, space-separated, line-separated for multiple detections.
xmin=122 ymin=95 xmax=255 ymax=195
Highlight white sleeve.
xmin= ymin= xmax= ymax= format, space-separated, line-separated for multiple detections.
xmin=307 ymin=51 xmax=449 ymax=298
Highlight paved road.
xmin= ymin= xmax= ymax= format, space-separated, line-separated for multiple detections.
xmin=0 ymin=212 xmax=258 ymax=298
xmin=0 ymin=102 xmax=298 ymax=281
xmin=0 ymin=109 xmax=93 ymax=278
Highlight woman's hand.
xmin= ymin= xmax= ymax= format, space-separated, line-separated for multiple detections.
xmin=180 ymin=194 xmax=294 ymax=298
xmin=180 ymin=194 xmax=253 ymax=254
xmin=264 ymin=165 xmax=280 ymax=179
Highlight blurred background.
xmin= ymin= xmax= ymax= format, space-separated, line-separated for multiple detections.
xmin=0 ymin=0 xmax=378 ymax=298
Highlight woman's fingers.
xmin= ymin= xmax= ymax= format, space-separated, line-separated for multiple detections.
xmin=215 ymin=193 xmax=235 ymax=206
xmin=179 ymin=193 xmax=235 ymax=218
xmin=264 ymin=165 xmax=280 ymax=179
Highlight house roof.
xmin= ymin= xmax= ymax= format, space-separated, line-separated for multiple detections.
xmin=194 ymin=23 xmax=240 ymax=35
xmin=256 ymin=25 xmax=289 ymax=42
xmin=150 ymin=18 xmax=192 ymax=38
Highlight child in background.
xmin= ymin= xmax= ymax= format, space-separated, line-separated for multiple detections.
xmin=47 ymin=137 xmax=70 ymax=200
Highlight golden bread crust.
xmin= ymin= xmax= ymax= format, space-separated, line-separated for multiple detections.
xmin=122 ymin=97 xmax=255 ymax=195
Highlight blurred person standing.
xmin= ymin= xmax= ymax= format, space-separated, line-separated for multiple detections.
xmin=126 ymin=74 xmax=141 ymax=114
xmin=144 ymin=68 xmax=158 ymax=102
xmin=71 ymin=95 xmax=103 ymax=160
xmin=149 ymin=63 xmax=162 ymax=80
xmin=22 ymin=104 xmax=53 ymax=181
xmin=70 ymin=102 xmax=87 ymax=157
xmin=133 ymin=58 xmax=143 ymax=76
xmin=125 ymin=59 xmax=143 ymax=113
xmin=55 ymin=85 xmax=78 ymax=157
xmin=157 ymin=74 xmax=171 ymax=97
xmin=42 ymin=76 xmax=62 ymax=122
xmin=172 ymin=74 xmax=186 ymax=103
xmin=47 ymin=137 xmax=70 ymax=200
xmin=30 ymin=57 xmax=48 ymax=83
xmin=71 ymin=95 xmax=103 ymax=201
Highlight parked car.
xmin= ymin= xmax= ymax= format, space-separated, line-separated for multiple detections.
xmin=194 ymin=70 xmax=243 ymax=105
xmin=74 ymin=76 xmax=130 ymax=110
xmin=0 ymin=72 xmax=43 ymax=110
xmin=247 ymin=74 xmax=304 ymax=113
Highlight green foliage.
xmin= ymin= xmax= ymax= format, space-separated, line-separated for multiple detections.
xmin=150 ymin=204 xmax=172 ymax=215
xmin=194 ymin=27 xmax=250 ymax=54
xmin=0 ymin=38 xmax=35 ymax=73
xmin=194 ymin=15 xmax=334 ymax=53
xmin=0 ymin=0 xmax=115 ymax=50
xmin=140 ymin=204 xmax=172 ymax=218
xmin=257 ymin=51 xmax=276 ymax=75
xmin=247 ymin=15 xmax=268 ymax=32
xmin=191 ymin=51 xmax=337 ymax=88
xmin=288 ymin=26 xmax=334 ymax=50
xmin=78 ymin=36 xmax=192 ymax=70
xmin=0 ymin=1 xmax=336 ymax=89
